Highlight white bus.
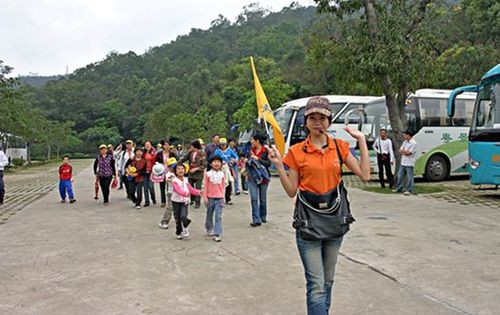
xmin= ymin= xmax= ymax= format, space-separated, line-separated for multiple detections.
xmin=363 ymin=89 xmax=477 ymax=181
xmin=274 ymin=95 xmax=379 ymax=152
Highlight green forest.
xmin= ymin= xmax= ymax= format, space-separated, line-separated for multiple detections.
xmin=1 ymin=1 xmax=499 ymax=159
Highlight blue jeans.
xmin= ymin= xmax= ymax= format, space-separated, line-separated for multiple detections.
xmin=296 ymin=230 xmax=343 ymax=315
xmin=0 ymin=170 xmax=5 ymax=203
xmin=59 ymin=179 xmax=74 ymax=200
xmin=247 ymin=180 xmax=268 ymax=224
xmin=205 ymin=198 xmax=224 ymax=236
xmin=396 ymin=166 xmax=414 ymax=192
xmin=232 ymin=165 xmax=240 ymax=193
xmin=144 ymin=174 xmax=156 ymax=204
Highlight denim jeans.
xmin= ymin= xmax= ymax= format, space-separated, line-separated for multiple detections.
xmin=247 ymin=180 xmax=268 ymax=224
xmin=143 ymin=174 xmax=156 ymax=204
xmin=205 ymin=198 xmax=224 ymax=235
xmin=296 ymin=230 xmax=343 ymax=315
xmin=232 ymin=165 xmax=240 ymax=193
xmin=396 ymin=166 xmax=414 ymax=193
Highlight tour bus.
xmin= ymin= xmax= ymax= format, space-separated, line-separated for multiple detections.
xmin=448 ymin=64 xmax=500 ymax=186
xmin=274 ymin=95 xmax=379 ymax=152
xmin=363 ymin=89 xmax=477 ymax=181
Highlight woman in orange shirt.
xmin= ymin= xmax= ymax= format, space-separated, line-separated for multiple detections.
xmin=269 ymin=96 xmax=370 ymax=315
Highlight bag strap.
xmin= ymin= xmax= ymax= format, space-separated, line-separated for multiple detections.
xmin=332 ymin=138 xmax=344 ymax=178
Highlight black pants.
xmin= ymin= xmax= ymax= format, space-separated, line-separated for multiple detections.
xmin=188 ymin=177 xmax=202 ymax=206
xmin=225 ymin=183 xmax=232 ymax=203
xmin=0 ymin=170 xmax=5 ymax=203
xmin=172 ymin=201 xmax=191 ymax=235
xmin=133 ymin=181 xmax=144 ymax=206
xmin=377 ymin=154 xmax=393 ymax=188
xmin=159 ymin=179 xmax=167 ymax=204
xmin=122 ymin=174 xmax=134 ymax=200
xmin=98 ymin=176 xmax=113 ymax=203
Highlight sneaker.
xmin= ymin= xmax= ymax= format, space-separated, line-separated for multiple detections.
xmin=214 ymin=235 xmax=221 ymax=242
xmin=60 ymin=200 xmax=66 ymax=203
xmin=250 ymin=223 xmax=261 ymax=227
xmin=403 ymin=191 xmax=411 ymax=196
xmin=206 ymin=229 xmax=214 ymax=237
xmin=152 ymin=200 xmax=157 ymax=205
xmin=144 ymin=203 xmax=150 ymax=207
xmin=136 ymin=205 xmax=141 ymax=209
xmin=392 ymin=189 xmax=401 ymax=193
xmin=227 ymin=201 xmax=234 ymax=205
xmin=69 ymin=199 xmax=76 ymax=204
xmin=94 ymin=196 xmax=99 ymax=200
xmin=243 ymin=191 xmax=249 ymax=195
xmin=261 ymin=219 xmax=267 ymax=223
xmin=159 ymin=222 xmax=169 ymax=229
xmin=176 ymin=234 xmax=183 ymax=240
xmin=235 ymin=192 xmax=241 ymax=196
xmin=103 ymin=202 xmax=109 ymax=206
xmin=182 ymin=227 xmax=190 ymax=238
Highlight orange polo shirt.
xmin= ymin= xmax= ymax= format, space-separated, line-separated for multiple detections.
xmin=283 ymin=136 xmax=350 ymax=194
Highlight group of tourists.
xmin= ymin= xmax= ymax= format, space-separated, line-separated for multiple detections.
xmin=58 ymin=133 xmax=272 ymax=243
xmin=50 ymin=96 xmax=420 ymax=314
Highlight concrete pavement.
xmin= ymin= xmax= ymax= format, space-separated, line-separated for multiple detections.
xmin=0 ymin=162 xmax=498 ymax=314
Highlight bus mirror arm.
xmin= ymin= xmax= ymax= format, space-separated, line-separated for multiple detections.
xmin=344 ymin=108 xmax=366 ymax=132
xmin=448 ymin=85 xmax=478 ymax=118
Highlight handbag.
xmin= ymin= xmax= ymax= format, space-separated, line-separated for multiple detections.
xmin=292 ymin=139 xmax=355 ymax=240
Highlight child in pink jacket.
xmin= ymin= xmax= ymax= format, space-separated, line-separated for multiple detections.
xmin=171 ymin=163 xmax=201 ymax=239
xmin=202 ymin=156 xmax=226 ymax=242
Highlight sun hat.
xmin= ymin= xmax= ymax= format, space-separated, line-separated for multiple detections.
xmin=99 ymin=144 xmax=107 ymax=150
xmin=304 ymin=96 xmax=332 ymax=118
xmin=126 ymin=140 xmax=133 ymax=145
xmin=152 ymin=163 xmax=166 ymax=176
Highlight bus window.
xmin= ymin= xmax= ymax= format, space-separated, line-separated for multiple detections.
xmin=274 ymin=108 xmax=293 ymax=139
xmin=290 ymin=107 xmax=307 ymax=145
xmin=417 ymin=98 xmax=450 ymax=127
xmin=453 ymin=99 xmax=474 ymax=126
xmin=475 ymin=82 xmax=499 ymax=129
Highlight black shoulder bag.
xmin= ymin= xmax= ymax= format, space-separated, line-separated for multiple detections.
xmin=292 ymin=139 xmax=355 ymax=240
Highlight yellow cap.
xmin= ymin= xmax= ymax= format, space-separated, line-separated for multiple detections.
xmin=99 ymin=144 xmax=107 ymax=150
xmin=107 ymin=144 xmax=113 ymax=148
xmin=126 ymin=140 xmax=133 ymax=145
xmin=198 ymin=138 xmax=205 ymax=145
xmin=166 ymin=157 xmax=177 ymax=166
xmin=219 ymin=138 xmax=228 ymax=144
xmin=183 ymin=163 xmax=190 ymax=174
xmin=157 ymin=143 xmax=162 ymax=148
xmin=170 ymin=145 xmax=176 ymax=149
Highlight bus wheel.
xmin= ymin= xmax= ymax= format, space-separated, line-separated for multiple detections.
xmin=424 ymin=155 xmax=449 ymax=182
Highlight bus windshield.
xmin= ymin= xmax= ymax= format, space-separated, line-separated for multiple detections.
xmin=274 ymin=108 xmax=293 ymax=138
xmin=472 ymin=79 xmax=500 ymax=131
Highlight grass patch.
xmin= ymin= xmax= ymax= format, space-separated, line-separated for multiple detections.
xmin=362 ymin=184 xmax=446 ymax=195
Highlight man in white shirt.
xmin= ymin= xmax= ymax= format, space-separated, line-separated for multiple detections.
xmin=373 ymin=128 xmax=395 ymax=188
xmin=118 ymin=140 xmax=135 ymax=199
xmin=0 ymin=148 xmax=9 ymax=204
xmin=394 ymin=130 xmax=417 ymax=195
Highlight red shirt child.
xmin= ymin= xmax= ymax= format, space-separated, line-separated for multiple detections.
xmin=59 ymin=163 xmax=73 ymax=180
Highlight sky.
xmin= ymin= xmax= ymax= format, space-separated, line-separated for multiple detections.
xmin=1 ymin=0 xmax=314 ymax=76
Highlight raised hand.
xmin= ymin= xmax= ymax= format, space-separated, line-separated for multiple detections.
xmin=268 ymin=145 xmax=283 ymax=165
xmin=344 ymin=127 xmax=366 ymax=141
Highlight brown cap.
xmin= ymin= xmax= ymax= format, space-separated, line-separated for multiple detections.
xmin=304 ymin=96 xmax=331 ymax=117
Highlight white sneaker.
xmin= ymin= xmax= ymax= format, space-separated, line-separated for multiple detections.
xmin=159 ymin=222 xmax=169 ymax=229
xmin=403 ymin=191 xmax=411 ymax=196
xmin=213 ymin=235 xmax=221 ymax=242
xmin=136 ymin=205 xmax=141 ymax=209
xmin=176 ymin=234 xmax=183 ymax=240
xmin=183 ymin=227 xmax=190 ymax=238
xmin=206 ymin=229 xmax=214 ymax=237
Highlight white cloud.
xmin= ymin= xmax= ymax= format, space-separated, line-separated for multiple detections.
xmin=0 ymin=0 xmax=315 ymax=76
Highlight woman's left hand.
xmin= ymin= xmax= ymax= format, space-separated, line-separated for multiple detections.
xmin=344 ymin=127 xmax=366 ymax=141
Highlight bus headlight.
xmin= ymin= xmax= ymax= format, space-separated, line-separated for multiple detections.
xmin=469 ymin=158 xmax=480 ymax=169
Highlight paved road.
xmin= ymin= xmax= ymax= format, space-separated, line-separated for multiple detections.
xmin=0 ymin=163 xmax=498 ymax=314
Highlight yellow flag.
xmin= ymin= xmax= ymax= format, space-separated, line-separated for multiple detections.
xmin=250 ymin=57 xmax=286 ymax=156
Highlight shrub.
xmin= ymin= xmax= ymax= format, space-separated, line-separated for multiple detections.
xmin=11 ymin=158 xmax=25 ymax=167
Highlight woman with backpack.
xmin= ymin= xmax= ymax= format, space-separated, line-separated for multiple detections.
xmin=246 ymin=133 xmax=271 ymax=227
xmin=268 ymin=97 xmax=370 ymax=315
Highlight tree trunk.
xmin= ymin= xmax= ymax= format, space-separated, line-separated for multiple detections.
xmin=47 ymin=144 xmax=51 ymax=160
xmin=362 ymin=0 xmax=407 ymax=173
xmin=56 ymin=146 xmax=61 ymax=159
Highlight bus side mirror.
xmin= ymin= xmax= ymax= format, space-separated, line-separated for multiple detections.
xmin=344 ymin=108 xmax=366 ymax=131
xmin=448 ymin=85 xmax=478 ymax=117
